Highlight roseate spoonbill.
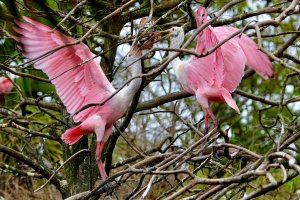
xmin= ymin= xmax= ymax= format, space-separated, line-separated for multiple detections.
xmin=13 ymin=17 xmax=142 ymax=179
xmin=166 ymin=7 xmax=273 ymax=132
xmin=0 ymin=77 xmax=13 ymax=106
xmin=195 ymin=6 xmax=273 ymax=79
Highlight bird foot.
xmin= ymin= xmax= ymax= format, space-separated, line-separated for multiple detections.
xmin=213 ymin=119 xmax=219 ymax=128
xmin=203 ymin=127 xmax=209 ymax=135
xmin=203 ymin=119 xmax=219 ymax=134
xmin=103 ymin=181 xmax=114 ymax=195
xmin=103 ymin=179 xmax=120 ymax=196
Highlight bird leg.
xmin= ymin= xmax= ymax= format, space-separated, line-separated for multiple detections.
xmin=204 ymin=112 xmax=209 ymax=134
xmin=206 ymin=108 xmax=219 ymax=127
xmin=95 ymin=125 xmax=112 ymax=180
xmin=204 ymin=108 xmax=219 ymax=134
xmin=96 ymin=141 xmax=108 ymax=180
xmin=96 ymin=126 xmax=119 ymax=193
xmin=95 ymin=141 xmax=118 ymax=196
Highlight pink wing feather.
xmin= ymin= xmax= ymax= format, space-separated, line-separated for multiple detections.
xmin=218 ymin=37 xmax=246 ymax=92
xmin=192 ymin=27 xmax=225 ymax=88
xmin=214 ymin=26 xmax=273 ymax=79
xmin=184 ymin=55 xmax=217 ymax=90
xmin=14 ymin=17 xmax=115 ymax=122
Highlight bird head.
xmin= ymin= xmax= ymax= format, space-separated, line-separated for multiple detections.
xmin=195 ymin=6 xmax=208 ymax=26
xmin=0 ymin=77 xmax=13 ymax=94
xmin=166 ymin=27 xmax=185 ymax=48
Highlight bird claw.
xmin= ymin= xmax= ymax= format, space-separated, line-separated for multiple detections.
xmin=203 ymin=118 xmax=219 ymax=134
xmin=103 ymin=179 xmax=120 ymax=196
xmin=203 ymin=127 xmax=209 ymax=135
xmin=103 ymin=181 xmax=114 ymax=195
xmin=103 ymin=182 xmax=115 ymax=195
xmin=213 ymin=119 xmax=219 ymax=128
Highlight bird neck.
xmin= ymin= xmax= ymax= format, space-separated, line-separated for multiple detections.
xmin=170 ymin=49 xmax=185 ymax=82
xmin=169 ymin=32 xmax=185 ymax=79
xmin=197 ymin=27 xmax=219 ymax=52
xmin=174 ymin=59 xmax=185 ymax=80
xmin=126 ymin=59 xmax=142 ymax=94
xmin=117 ymin=54 xmax=142 ymax=105
xmin=169 ymin=35 xmax=185 ymax=73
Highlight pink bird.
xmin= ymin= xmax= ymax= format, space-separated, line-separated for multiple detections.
xmin=167 ymin=6 xmax=273 ymax=132
xmin=13 ymin=17 xmax=142 ymax=179
xmin=0 ymin=77 xmax=13 ymax=106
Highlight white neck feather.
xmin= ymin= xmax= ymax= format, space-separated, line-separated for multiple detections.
xmin=116 ymin=54 xmax=142 ymax=106
xmin=169 ymin=31 xmax=185 ymax=79
xmin=173 ymin=58 xmax=185 ymax=79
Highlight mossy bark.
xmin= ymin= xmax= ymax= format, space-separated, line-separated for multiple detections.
xmin=63 ymin=137 xmax=91 ymax=198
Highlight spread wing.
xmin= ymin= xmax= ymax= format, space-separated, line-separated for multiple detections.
xmin=217 ymin=36 xmax=246 ymax=92
xmin=14 ymin=17 xmax=115 ymax=121
xmin=195 ymin=26 xmax=247 ymax=92
xmin=214 ymin=26 xmax=273 ymax=79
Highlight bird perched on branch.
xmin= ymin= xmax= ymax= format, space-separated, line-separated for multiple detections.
xmin=166 ymin=6 xmax=273 ymax=132
xmin=13 ymin=17 xmax=142 ymax=179
xmin=0 ymin=77 xmax=13 ymax=106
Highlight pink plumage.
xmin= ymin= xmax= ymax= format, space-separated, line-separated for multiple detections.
xmin=0 ymin=77 xmax=13 ymax=106
xmin=13 ymin=17 xmax=142 ymax=179
xmin=169 ymin=6 xmax=273 ymax=131
xmin=0 ymin=77 xmax=13 ymax=95
xmin=213 ymin=26 xmax=273 ymax=79
xmin=61 ymin=125 xmax=85 ymax=145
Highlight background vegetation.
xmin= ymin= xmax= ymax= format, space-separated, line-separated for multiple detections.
xmin=0 ymin=0 xmax=299 ymax=199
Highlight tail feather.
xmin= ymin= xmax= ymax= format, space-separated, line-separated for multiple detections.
xmin=221 ymin=88 xmax=240 ymax=114
xmin=61 ymin=125 xmax=84 ymax=145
